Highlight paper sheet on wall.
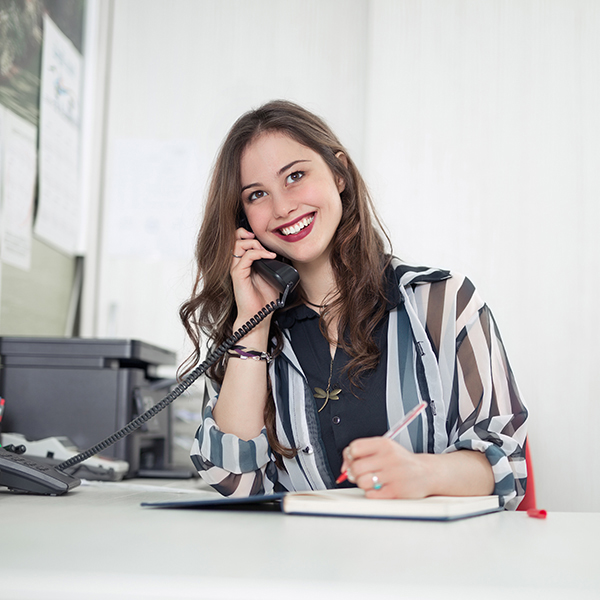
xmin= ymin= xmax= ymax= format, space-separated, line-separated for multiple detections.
xmin=105 ymin=139 xmax=204 ymax=261
xmin=0 ymin=109 xmax=3 ymax=314
xmin=34 ymin=14 xmax=83 ymax=256
xmin=0 ymin=107 xmax=38 ymax=270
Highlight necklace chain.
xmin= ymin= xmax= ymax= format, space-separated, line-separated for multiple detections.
xmin=305 ymin=299 xmax=327 ymax=309
xmin=313 ymin=354 xmax=342 ymax=412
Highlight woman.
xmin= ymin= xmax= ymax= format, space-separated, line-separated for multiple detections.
xmin=180 ymin=100 xmax=528 ymax=508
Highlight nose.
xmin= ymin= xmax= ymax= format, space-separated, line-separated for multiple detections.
xmin=271 ymin=191 xmax=298 ymax=220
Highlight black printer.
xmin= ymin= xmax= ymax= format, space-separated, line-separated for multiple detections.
xmin=0 ymin=337 xmax=177 ymax=476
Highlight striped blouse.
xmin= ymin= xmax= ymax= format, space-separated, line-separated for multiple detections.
xmin=191 ymin=261 xmax=528 ymax=510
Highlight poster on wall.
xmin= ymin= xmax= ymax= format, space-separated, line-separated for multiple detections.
xmin=33 ymin=13 xmax=82 ymax=256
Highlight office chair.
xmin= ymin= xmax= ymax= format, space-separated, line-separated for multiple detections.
xmin=516 ymin=441 xmax=536 ymax=511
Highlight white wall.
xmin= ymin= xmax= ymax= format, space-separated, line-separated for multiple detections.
xmin=93 ymin=0 xmax=600 ymax=511
xmin=96 ymin=0 xmax=369 ymax=366
xmin=364 ymin=0 xmax=600 ymax=512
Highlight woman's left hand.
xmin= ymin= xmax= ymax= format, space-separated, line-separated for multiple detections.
xmin=340 ymin=437 xmax=432 ymax=499
xmin=340 ymin=438 xmax=495 ymax=499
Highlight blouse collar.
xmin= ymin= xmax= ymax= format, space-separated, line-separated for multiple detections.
xmin=276 ymin=261 xmax=404 ymax=330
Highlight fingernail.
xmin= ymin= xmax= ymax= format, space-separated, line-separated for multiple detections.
xmin=347 ymin=467 xmax=356 ymax=483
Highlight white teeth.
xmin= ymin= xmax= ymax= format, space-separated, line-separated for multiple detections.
xmin=280 ymin=214 xmax=314 ymax=236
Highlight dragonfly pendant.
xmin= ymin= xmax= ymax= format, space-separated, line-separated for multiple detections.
xmin=314 ymin=387 xmax=342 ymax=412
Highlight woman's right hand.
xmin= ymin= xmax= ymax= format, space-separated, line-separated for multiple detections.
xmin=213 ymin=226 xmax=278 ymax=440
xmin=230 ymin=227 xmax=280 ymax=325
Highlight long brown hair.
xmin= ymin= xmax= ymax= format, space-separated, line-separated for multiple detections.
xmin=180 ymin=100 xmax=392 ymax=458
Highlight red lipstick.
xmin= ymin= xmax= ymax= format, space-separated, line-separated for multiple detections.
xmin=274 ymin=213 xmax=315 ymax=242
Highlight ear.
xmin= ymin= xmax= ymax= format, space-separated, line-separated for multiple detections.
xmin=335 ymin=151 xmax=348 ymax=193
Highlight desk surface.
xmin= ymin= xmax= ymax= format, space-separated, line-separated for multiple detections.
xmin=2 ymin=479 xmax=599 ymax=600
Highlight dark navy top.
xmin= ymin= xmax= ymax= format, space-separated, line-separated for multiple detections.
xmin=276 ymin=267 xmax=402 ymax=483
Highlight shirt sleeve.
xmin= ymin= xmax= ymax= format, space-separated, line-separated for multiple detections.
xmin=442 ymin=278 xmax=528 ymax=510
xmin=190 ymin=376 xmax=278 ymax=497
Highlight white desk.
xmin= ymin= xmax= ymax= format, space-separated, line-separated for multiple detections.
xmin=2 ymin=479 xmax=599 ymax=600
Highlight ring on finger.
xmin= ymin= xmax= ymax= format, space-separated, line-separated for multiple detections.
xmin=371 ymin=474 xmax=383 ymax=491
xmin=232 ymin=252 xmax=243 ymax=259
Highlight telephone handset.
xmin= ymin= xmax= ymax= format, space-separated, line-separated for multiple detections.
xmin=0 ymin=228 xmax=299 ymax=495
xmin=252 ymin=259 xmax=299 ymax=296
xmin=237 ymin=211 xmax=300 ymax=297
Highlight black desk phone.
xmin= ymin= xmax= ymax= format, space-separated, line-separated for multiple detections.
xmin=0 ymin=259 xmax=299 ymax=495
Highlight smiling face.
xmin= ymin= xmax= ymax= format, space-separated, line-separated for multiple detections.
xmin=240 ymin=131 xmax=345 ymax=269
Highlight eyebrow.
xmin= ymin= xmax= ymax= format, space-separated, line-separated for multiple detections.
xmin=241 ymin=159 xmax=311 ymax=194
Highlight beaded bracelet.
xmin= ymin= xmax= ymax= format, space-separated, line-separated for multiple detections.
xmin=227 ymin=345 xmax=272 ymax=364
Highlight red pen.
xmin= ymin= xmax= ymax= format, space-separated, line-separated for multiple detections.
xmin=336 ymin=401 xmax=427 ymax=484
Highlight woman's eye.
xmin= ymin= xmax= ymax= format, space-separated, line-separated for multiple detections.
xmin=286 ymin=171 xmax=304 ymax=184
xmin=248 ymin=190 xmax=266 ymax=202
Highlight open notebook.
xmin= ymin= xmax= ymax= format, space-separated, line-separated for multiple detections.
xmin=142 ymin=488 xmax=502 ymax=521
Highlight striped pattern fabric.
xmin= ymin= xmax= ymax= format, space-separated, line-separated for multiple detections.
xmin=191 ymin=261 xmax=528 ymax=509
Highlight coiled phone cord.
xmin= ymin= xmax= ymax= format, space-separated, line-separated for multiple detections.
xmin=56 ymin=296 xmax=284 ymax=472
